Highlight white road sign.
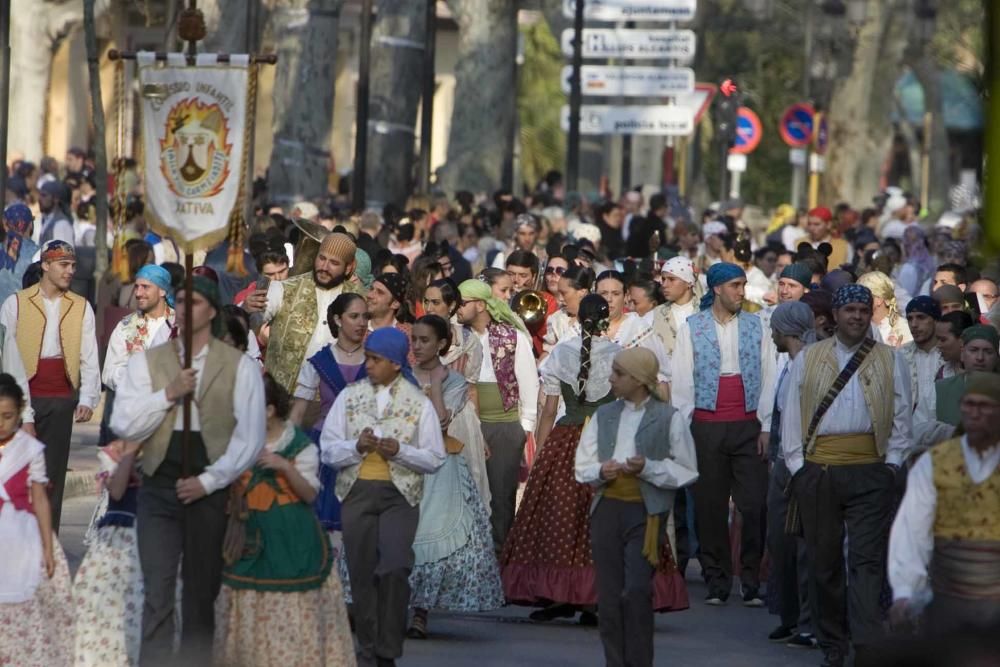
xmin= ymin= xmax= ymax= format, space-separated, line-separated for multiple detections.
xmin=561 ymin=105 xmax=695 ymax=136
xmin=561 ymin=29 xmax=696 ymax=61
xmin=562 ymin=65 xmax=695 ymax=97
xmin=562 ymin=0 xmax=697 ymax=22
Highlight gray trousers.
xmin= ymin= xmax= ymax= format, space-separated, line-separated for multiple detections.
xmin=481 ymin=420 xmax=526 ymax=552
xmin=137 ymin=482 xmax=227 ymax=666
xmin=766 ymin=459 xmax=813 ymax=632
xmin=591 ymin=499 xmax=657 ymax=667
xmin=794 ymin=461 xmax=893 ymax=661
xmin=341 ymin=480 xmax=420 ymax=665
xmin=33 ymin=395 xmax=77 ymax=532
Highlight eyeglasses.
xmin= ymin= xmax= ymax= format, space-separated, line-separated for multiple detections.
xmin=544 ymin=266 xmax=567 ymax=277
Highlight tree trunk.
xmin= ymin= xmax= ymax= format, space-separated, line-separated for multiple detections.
xmin=364 ymin=0 xmax=426 ymax=208
xmin=910 ymin=57 xmax=952 ymax=215
xmin=266 ymin=0 xmax=343 ymax=206
xmin=437 ymin=0 xmax=517 ymax=195
xmin=83 ymin=0 xmax=110 ymax=278
xmin=824 ymin=0 xmax=910 ymax=206
xmin=202 ymin=0 xmax=250 ymax=54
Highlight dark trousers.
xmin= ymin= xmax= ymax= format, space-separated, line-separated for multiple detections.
xmin=481 ymin=421 xmax=526 ymax=552
xmin=342 ymin=480 xmax=420 ymax=665
xmin=98 ymin=387 xmax=116 ymax=446
xmin=591 ymin=499 xmax=657 ymax=667
xmin=33 ymin=395 xmax=77 ymax=532
xmin=137 ymin=482 xmax=228 ymax=666
xmin=690 ymin=418 xmax=766 ymax=597
xmin=766 ymin=459 xmax=813 ymax=631
xmin=794 ymin=461 xmax=894 ymax=663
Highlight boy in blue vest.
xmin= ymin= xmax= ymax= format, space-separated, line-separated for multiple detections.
xmin=576 ymin=347 xmax=699 ymax=667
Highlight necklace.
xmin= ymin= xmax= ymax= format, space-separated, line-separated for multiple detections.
xmin=336 ymin=341 xmax=363 ymax=355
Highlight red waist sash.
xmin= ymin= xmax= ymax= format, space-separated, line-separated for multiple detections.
xmin=693 ymin=375 xmax=757 ymax=423
xmin=29 ymin=357 xmax=73 ymax=398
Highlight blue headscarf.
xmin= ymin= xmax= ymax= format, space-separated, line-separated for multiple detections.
xmin=364 ymin=327 xmax=419 ymax=386
xmin=905 ymin=295 xmax=941 ymax=320
xmin=832 ymin=284 xmax=873 ymax=310
xmin=135 ymin=264 xmax=175 ymax=307
xmin=699 ymin=262 xmax=746 ymax=310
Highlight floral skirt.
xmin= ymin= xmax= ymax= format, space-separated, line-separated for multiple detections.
xmin=214 ymin=565 xmax=356 ymax=667
xmin=501 ymin=424 xmax=689 ymax=612
xmin=72 ymin=525 xmax=144 ymax=667
xmin=0 ymin=540 xmax=74 ymax=666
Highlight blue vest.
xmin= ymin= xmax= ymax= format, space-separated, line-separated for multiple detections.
xmin=688 ymin=309 xmax=762 ymax=413
xmin=593 ymin=399 xmax=677 ymax=516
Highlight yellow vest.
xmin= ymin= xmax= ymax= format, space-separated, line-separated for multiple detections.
xmin=142 ymin=339 xmax=241 ymax=475
xmin=15 ymin=286 xmax=86 ymax=388
xmin=800 ymin=337 xmax=895 ymax=456
xmin=931 ymin=438 xmax=1000 ymax=541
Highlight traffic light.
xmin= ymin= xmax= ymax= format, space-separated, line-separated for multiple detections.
xmin=716 ymin=80 xmax=741 ymax=148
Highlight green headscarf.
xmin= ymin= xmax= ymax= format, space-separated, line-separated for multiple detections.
xmin=354 ymin=248 xmax=373 ymax=289
xmin=185 ymin=275 xmax=226 ymax=338
xmin=458 ymin=279 xmax=528 ymax=334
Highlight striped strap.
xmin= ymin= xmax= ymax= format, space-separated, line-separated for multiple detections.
xmin=804 ymin=338 xmax=876 ymax=447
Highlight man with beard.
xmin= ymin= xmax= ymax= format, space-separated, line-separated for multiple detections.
xmin=900 ymin=296 xmax=942 ymax=418
xmin=38 ymin=181 xmax=74 ymax=245
xmin=245 ymin=232 xmax=364 ymax=394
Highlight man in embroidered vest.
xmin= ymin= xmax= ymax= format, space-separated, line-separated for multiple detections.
xmin=320 ymin=328 xmax=445 ymax=667
xmin=575 ymin=347 xmax=698 ymax=667
xmin=457 ymin=278 xmax=539 ymax=553
xmin=110 ymin=277 xmax=266 ymax=665
xmin=888 ymin=373 xmax=1000 ymax=635
xmin=782 ymin=283 xmax=913 ymax=667
xmin=101 ymin=264 xmax=175 ymax=444
xmin=0 ymin=239 xmax=99 ymax=531
xmin=900 ymin=296 xmax=942 ymax=418
xmin=671 ymin=262 xmax=775 ymax=606
xmin=246 ymin=231 xmax=365 ymax=394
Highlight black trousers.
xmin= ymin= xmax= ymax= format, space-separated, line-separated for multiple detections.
xmin=690 ymin=418 xmax=766 ymax=597
xmin=766 ymin=458 xmax=813 ymax=631
xmin=33 ymin=395 xmax=77 ymax=532
xmin=137 ymin=482 xmax=228 ymax=666
xmin=481 ymin=421 xmax=526 ymax=552
xmin=341 ymin=479 xmax=420 ymax=666
xmin=794 ymin=461 xmax=894 ymax=663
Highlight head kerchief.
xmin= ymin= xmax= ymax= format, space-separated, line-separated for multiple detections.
xmin=41 ymin=239 xmax=75 ymax=263
xmin=961 ymin=324 xmax=999 ymax=348
xmin=905 ymin=295 xmax=941 ymax=320
xmin=319 ymin=232 xmax=357 ymax=264
xmin=962 ymin=371 xmax=1000 ymax=404
xmin=458 ymin=279 xmax=528 ymax=334
xmin=832 ymin=283 xmax=873 ymax=310
xmin=779 ymin=262 xmax=812 ymax=288
xmin=136 ymin=264 xmax=174 ymax=307
xmin=364 ymin=327 xmax=418 ymax=386
xmin=3 ymin=203 xmax=34 ymax=235
xmin=661 ymin=256 xmax=696 ymax=286
xmin=699 ymin=262 xmax=745 ymax=311
xmin=614 ymin=347 xmax=659 ymax=395
xmin=770 ymin=301 xmax=817 ymax=344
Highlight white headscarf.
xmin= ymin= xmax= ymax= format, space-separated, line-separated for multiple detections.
xmin=661 ymin=256 xmax=696 ymax=286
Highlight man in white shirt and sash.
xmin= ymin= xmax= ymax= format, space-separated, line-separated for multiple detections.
xmin=575 ymin=347 xmax=698 ymax=667
xmin=321 ymin=327 xmax=445 ymax=667
xmin=111 ymin=277 xmax=266 ymax=665
xmin=782 ymin=283 xmax=913 ymax=667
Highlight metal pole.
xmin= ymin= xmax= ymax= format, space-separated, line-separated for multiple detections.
xmin=718 ymin=141 xmax=728 ymax=206
xmin=418 ymin=0 xmax=436 ymax=194
xmin=566 ymin=0 xmax=585 ymax=192
xmin=182 ymin=0 xmax=198 ymax=477
xmin=620 ymin=19 xmax=634 ymax=195
xmin=792 ymin=0 xmax=814 ymax=208
xmin=353 ymin=0 xmax=373 ymax=211
xmin=920 ymin=111 xmax=931 ymax=213
xmin=244 ymin=0 xmax=259 ymax=225
xmin=0 ymin=1 xmax=10 ymax=200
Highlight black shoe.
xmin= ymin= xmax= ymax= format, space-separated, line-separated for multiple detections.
xmin=742 ymin=587 xmax=764 ymax=607
xmin=786 ymin=633 xmax=818 ymax=649
xmin=768 ymin=624 xmax=796 ymax=642
xmin=578 ymin=610 xmax=598 ymax=626
xmin=529 ymin=603 xmax=577 ymax=622
xmin=704 ymin=592 xmax=727 ymax=606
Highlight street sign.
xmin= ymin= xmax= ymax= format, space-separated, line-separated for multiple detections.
xmin=686 ymin=83 xmax=717 ymax=125
xmin=779 ymin=103 xmax=815 ymax=148
xmin=726 ymin=153 xmax=748 ymax=173
xmin=561 ymin=28 xmax=696 ymax=61
xmin=560 ymin=105 xmax=695 ymax=136
xmin=813 ymin=112 xmax=829 ymax=154
xmin=729 ymin=107 xmax=762 ymax=155
xmin=562 ymin=65 xmax=695 ymax=97
xmin=562 ymin=0 xmax=697 ymax=23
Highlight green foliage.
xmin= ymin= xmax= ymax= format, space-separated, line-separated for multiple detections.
xmin=518 ymin=18 xmax=566 ymax=191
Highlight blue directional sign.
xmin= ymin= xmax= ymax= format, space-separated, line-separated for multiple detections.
xmin=779 ymin=103 xmax=815 ymax=148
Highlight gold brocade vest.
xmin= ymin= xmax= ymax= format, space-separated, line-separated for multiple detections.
xmin=335 ymin=377 xmax=426 ymax=506
xmin=142 ymin=339 xmax=240 ymax=475
xmin=15 ymin=286 xmax=86 ymax=388
xmin=931 ymin=438 xmax=1000 ymax=541
xmin=800 ymin=338 xmax=895 ymax=456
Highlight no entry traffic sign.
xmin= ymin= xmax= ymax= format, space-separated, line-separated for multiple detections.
xmin=779 ymin=103 xmax=815 ymax=148
xmin=729 ymin=107 xmax=762 ymax=155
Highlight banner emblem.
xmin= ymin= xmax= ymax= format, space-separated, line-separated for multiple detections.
xmin=160 ymin=98 xmax=232 ymax=199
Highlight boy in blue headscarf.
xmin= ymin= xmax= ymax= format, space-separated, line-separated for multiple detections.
xmin=320 ymin=327 xmax=445 ymax=666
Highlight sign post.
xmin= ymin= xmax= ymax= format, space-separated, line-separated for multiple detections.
xmin=779 ymin=103 xmax=815 ymax=209
xmin=808 ymin=111 xmax=827 ymax=208
xmin=566 ymin=0 xmax=585 ymax=191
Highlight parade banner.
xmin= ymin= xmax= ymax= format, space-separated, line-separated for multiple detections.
xmin=137 ymin=52 xmax=251 ymax=252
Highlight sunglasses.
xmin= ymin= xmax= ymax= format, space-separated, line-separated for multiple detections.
xmin=544 ymin=266 xmax=567 ymax=276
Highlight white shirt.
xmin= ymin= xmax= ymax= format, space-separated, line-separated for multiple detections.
xmin=609 ymin=313 xmax=671 ymax=384
xmin=782 ymin=225 xmax=807 ymax=252
xmin=575 ymin=398 xmax=699 ymax=490
xmin=904 ymin=343 xmax=942 ymax=417
xmin=109 ymin=342 xmax=267 ymax=495
xmin=319 ymin=378 xmax=446 ymax=475
xmin=888 ymin=436 xmax=1000 ymax=602
xmin=262 ymin=279 xmax=344 ymax=360
xmin=745 ymin=266 xmax=772 ymax=308
xmin=543 ymin=309 xmax=580 ymax=354
xmin=101 ymin=312 xmax=173 ymax=391
xmin=266 ymin=422 xmax=321 ymax=493
xmin=780 ymin=337 xmax=913 ymax=474
xmin=0 ymin=291 xmax=101 ymax=410
xmin=476 ymin=327 xmax=540 ymax=433
xmin=670 ymin=300 xmax=696 ymax=333
xmin=670 ymin=311 xmax=775 ymax=425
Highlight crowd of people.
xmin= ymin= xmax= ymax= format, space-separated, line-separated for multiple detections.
xmin=0 ymin=149 xmax=998 ymax=667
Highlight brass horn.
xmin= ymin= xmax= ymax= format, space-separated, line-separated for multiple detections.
xmin=289 ymin=218 xmax=332 ymax=276
xmin=511 ymin=289 xmax=548 ymax=333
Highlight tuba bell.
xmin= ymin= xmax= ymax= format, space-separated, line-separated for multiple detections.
xmin=289 ymin=218 xmax=332 ymax=276
xmin=511 ymin=289 xmax=548 ymax=333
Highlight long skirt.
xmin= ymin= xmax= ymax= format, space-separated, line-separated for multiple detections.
xmin=213 ymin=566 xmax=356 ymax=667
xmin=72 ymin=525 xmax=144 ymax=666
xmin=0 ymin=540 xmax=75 ymax=666
xmin=500 ymin=424 xmax=689 ymax=612
xmin=450 ymin=401 xmax=492 ymax=511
